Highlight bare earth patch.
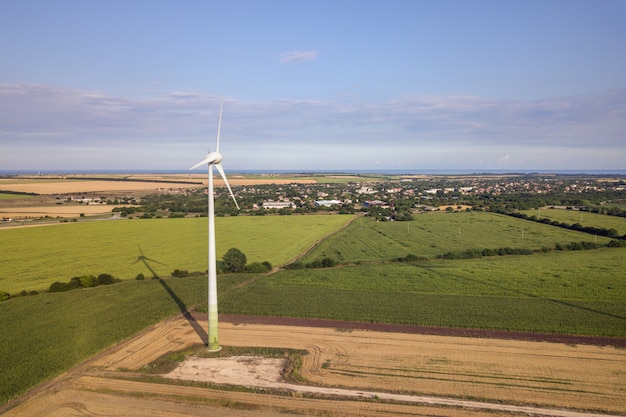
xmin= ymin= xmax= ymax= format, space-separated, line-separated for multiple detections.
xmin=166 ymin=355 xmax=286 ymax=388
xmin=3 ymin=314 xmax=625 ymax=417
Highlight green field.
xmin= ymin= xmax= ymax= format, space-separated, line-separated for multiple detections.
xmin=0 ymin=273 xmax=248 ymax=406
xmin=301 ymin=211 xmax=613 ymax=264
xmin=0 ymin=193 xmax=33 ymax=200
xmin=220 ymin=249 xmax=625 ymax=337
xmin=521 ymin=208 xmax=626 ymax=235
xmin=1 ymin=211 xmax=625 ymax=408
xmin=0 ymin=215 xmax=353 ymax=293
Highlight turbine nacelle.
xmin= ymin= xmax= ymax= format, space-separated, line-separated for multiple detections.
xmin=189 ymin=151 xmax=223 ymax=170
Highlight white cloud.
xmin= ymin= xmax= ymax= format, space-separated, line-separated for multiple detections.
xmin=0 ymin=83 xmax=624 ymax=170
xmin=497 ymin=154 xmax=511 ymax=165
xmin=280 ymin=50 xmax=318 ymax=64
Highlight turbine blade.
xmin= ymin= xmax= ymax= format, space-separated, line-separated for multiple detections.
xmin=189 ymin=153 xmax=218 ymax=170
xmin=215 ymin=96 xmax=223 ymax=153
xmin=189 ymin=160 xmax=207 ymax=170
xmin=215 ymin=163 xmax=240 ymax=210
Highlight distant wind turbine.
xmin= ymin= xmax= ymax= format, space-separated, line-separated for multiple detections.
xmin=189 ymin=97 xmax=239 ymax=351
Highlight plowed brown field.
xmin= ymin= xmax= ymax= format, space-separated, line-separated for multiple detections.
xmin=3 ymin=314 xmax=624 ymax=417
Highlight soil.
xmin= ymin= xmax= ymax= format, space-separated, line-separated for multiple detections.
xmin=2 ymin=313 xmax=624 ymax=417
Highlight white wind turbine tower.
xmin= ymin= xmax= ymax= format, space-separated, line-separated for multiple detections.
xmin=189 ymin=97 xmax=239 ymax=351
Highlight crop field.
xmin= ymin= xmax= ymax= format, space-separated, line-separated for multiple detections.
xmin=301 ymin=211 xmax=613 ymax=264
xmin=0 ymin=215 xmax=353 ymax=293
xmin=0 ymin=178 xmax=202 ymax=194
xmin=0 ymin=204 xmax=134 ymax=219
xmin=0 ymin=193 xmax=32 ymax=201
xmin=0 ymin=175 xmax=319 ymax=195
xmin=5 ymin=318 xmax=625 ymax=416
xmin=220 ymin=249 xmax=626 ymax=337
xmin=2 ymin=209 xmax=625 ymax=412
xmin=0 ymin=273 xmax=251 ymax=405
xmin=521 ymin=208 xmax=626 ymax=235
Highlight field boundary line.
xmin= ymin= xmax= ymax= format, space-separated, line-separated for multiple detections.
xmin=220 ymin=214 xmax=363 ymax=294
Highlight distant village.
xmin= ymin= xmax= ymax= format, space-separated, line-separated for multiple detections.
xmin=146 ymin=174 xmax=626 ymax=219
xmin=3 ymin=174 xmax=624 ymax=224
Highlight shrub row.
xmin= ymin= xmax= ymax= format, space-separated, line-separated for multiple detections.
xmin=435 ymin=240 xmax=617 ymax=260
xmin=507 ymin=211 xmax=624 ymax=239
xmin=438 ymin=247 xmax=535 ymax=260
xmin=49 ymin=273 xmax=120 ymax=292
xmin=284 ymin=257 xmax=336 ymax=270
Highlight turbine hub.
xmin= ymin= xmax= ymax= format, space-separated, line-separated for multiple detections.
xmin=206 ymin=152 xmax=223 ymax=165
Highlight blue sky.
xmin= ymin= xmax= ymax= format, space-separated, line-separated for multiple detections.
xmin=1 ymin=0 xmax=625 ymax=172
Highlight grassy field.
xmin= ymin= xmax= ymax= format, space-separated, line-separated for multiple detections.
xmin=301 ymin=211 xmax=613 ymax=264
xmin=521 ymin=208 xmax=626 ymax=235
xmin=220 ymin=249 xmax=626 ymax=337
xmin=0 ymin=193 xmax=33 ymax=201
xmin=0 ymin=215 xmax=353 ymax=293
xmin=0 ymin=273 xmax=248 ymax=406
xmin=2 ymin=211 xmax=625 ymax=408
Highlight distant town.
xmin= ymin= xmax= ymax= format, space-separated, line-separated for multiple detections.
xmin=118 ymin=173 xmax=626 ymax=221
xmin=2 ymin=173 xmax=625 ymax=224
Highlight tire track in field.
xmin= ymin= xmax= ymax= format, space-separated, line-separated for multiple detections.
xmin=220 ymin=213 xmax=364 ymax=295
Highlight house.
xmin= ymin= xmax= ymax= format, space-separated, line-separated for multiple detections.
xmin=314 ymin=200 xmax=342 ymax=207
xmin=362 ymin=200 xmax=388 ymax=208
xmin=262 ymin=201 xmax=293 ymax=209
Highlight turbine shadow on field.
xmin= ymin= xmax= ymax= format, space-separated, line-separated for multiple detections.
xmin=157 ymin=278 xmax=208 ymax=345
xmin=412 ymin=264 xmax=626 ymax=322
xmin=132 ymin=245 xmax=167 ymax=279
xmin=133 ymin=247 xmax=207 ymax=344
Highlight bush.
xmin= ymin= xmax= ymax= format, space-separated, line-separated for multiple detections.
xmin=97 ymin=273 xmax=116 ymax=285
xmin=0 ymin=291 xmax=9 ymax=301
xmin=306 ymin=258 xmax=335 ymax=268
xmin=171 ymin=269 xmax=189 ymax=277
xmin=306 ymin=260 xmax=323 ymax=268
xmin=245 ymin=262 xmax=271 ymax=273
xmin=321 ymin=257 xmax=336 ymax=268
xmin=135 ymin=273 xmax=145 ymax=280
xmin=222 ymin=248 xmax=247 ymax=273
xmin=80 ymin=275 xmax=99 ymax=288
xmin=284 ymin=262 xmax=304 ymax=270
xmin=49 ymin=281 xmax=71 ymax=292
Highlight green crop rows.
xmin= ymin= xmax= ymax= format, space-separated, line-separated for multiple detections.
xmin=301 ymin=211 xmax=613 ymax=264
xmin=520 ymin=208 xmax=626 ymax=235
xmin=0 ymin=215 xmax=352 ymax=293
xmin=220 ymin=249 xmax=625 ymax=337
xmin=0 ymin=193 xmax=32 ymax=200
xmin=1 ymin=211 xmax=625 ymax=407
xmin=0 ymin=273 xmax=252 ymax=406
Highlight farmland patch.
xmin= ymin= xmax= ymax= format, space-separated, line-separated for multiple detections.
xmin=0 ymin=215 xmax=353 ymax=293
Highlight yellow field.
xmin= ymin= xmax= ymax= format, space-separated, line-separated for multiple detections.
xmin=0 ymin=179 xmax=199 ymax=194
xmin=0 ymin=175 xmax=317 ymax=196
xmin=0 ymin=204 xmax=135 ymax=219
xmin=4 ymin=315 xmax=624 ymax=417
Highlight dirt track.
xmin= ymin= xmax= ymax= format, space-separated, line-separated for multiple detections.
xmin=3 ymin=313 xmax=625 ymax=417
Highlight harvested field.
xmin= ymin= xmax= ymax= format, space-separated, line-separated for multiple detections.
xmin=0 ymin=175 xmax=317 ymax=195
xmin=3 ymin=314 xmax=624 ymax=417
xmin=0 ymin=180 xmax=200 ymax=194
xmin=0 ymin=204 xmax=132 ymax=219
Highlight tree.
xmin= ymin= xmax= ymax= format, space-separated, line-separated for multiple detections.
xmin=222 ymin=247 xmax=247 ymax=273
xmin=97 ymin=273 xmax=116 ymax=285
xmin=80 ymin=275 xmax=99 ymax=288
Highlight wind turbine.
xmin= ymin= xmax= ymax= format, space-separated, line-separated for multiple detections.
xmin=189 ymin=97 xmax=239 ymax=351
